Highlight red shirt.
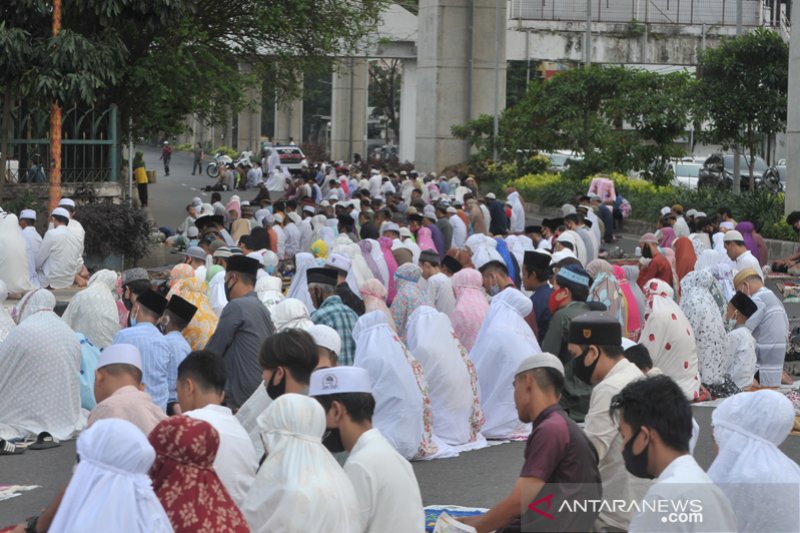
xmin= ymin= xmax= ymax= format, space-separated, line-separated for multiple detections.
xmin=637 ymin=251 xmax=673 ymax=292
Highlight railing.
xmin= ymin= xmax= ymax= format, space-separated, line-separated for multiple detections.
xmin=510 ymin=0 xmax=763 ymax=26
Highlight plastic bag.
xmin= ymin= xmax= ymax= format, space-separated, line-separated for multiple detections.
xmin=433 ymin=512 xmax=477 ymax=533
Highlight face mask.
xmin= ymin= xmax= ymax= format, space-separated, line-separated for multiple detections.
xmin=725 ymin=317 xmax=737 ymax=332
xmin=123 ymin=297 xmax=133 ymax=311
xmin=572 ymin=347 xmax=599 ymax=385
xmin=622 ymin=427 xmax=653 ymax=479
xmin=322 ymin=428 xmax=345 ymax=453
xmin=266 ymin=265 xmax=276 ymax=275
xmin=548 ymin=289 xmax=561 ymax=314
xmin=265 ymin=371 xmax=286 ymax=400
xmin=641 ymin=246 xmax=652 ymax=259
xmin=488 ymin=284 xmax=501 ymax=296
xmin=224 ymin=279 xmax=237 ymax=301
xmin=157 ymin=317 xmax=169 ymax=334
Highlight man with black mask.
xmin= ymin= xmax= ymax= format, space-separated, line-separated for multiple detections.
xmin=567 ymin=312 xmax=648 ymax=531
xmin=610 ymin=375 xmax=737 ymax=532
xmin=259 ymin=329 xmax=318 ymax=401
xmin=310 ymin=366 xmax=424 ymax=533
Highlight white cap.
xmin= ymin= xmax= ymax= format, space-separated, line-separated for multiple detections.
xmin=660 ymin=206 xmax=672 ymax=216
xmin=58 ymin=198 xmax=75 ymax=208
xmin=98 ymin=343 xmax=142 ymax=371
xmin=185 ymin=246 xmax=206 ymax=260
xmin=446 ymin=206 xmax=457 ymax=214
xmin=515 ymin=352 xmax=564 ymax=377
xmin=472 ymin=247 xmax=505 ymax=271
xmin=399 ymin=227 xmax=413 ymax=239
xmin=686 ymin=209 xmax=697 ymax=218
xmin=695 ymin=211 xmax=707 ymax=218
xmin=486 ymin=193 xmax=496 ymax=200
xmin=720 ymin=221 xmax=736 ymax=231
xmin=621 ymin=338 xmax=637 ymax=350
xmin=52 ymin=207 xmax=70 ymax=219
xmin=309 ymin=366 xmax=373 ymax=396
xmin=192 ymin=197 xmax=203 ymax=208
xmin=320 ymin=201 xmax=330 ymax=207
xmin=370 ymin=169 xmax=380 ymax=175
xmin=723 ymin=230 xmax=744 ymax=242
xmin=383 ymin=222 xmax=401 ymax=234
xmin=307 ymin=324 xmax=342 ymax=355
xmin=326 ymin=253 xmax=352 ymax=272
xmin=20 ymin=209 xmax=36 ymax=221
xmin=303 ymin=205 xmax=315 ymax=214
xmin=187 ymin=226 xmax=199 ymax=238
xmin=550 ymin=249 xmax=576 ymax=265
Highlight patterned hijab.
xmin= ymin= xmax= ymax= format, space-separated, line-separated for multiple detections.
xmin=360 ymin=278 xmax=397 ymax=331
xmin=149 ymin=416 xmax=248 ymax=533
xmin=586 ymin=260 xmax=627 ymax=332
xmin=390 ymin=263 xmax=432 ymax=340
xmin=450 ymin=268 xmax=489 ymax=352
xmin=167 ymin=278 xmax=218 ymax=351
xmin=612 ymin=265 xmax=641 ymax=340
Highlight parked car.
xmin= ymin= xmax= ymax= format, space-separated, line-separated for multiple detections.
xmin=274 ymin=145 xmax=308 ymax=173
xmin=670 ymin=160 xmax=704 ymax=190
xmin=698 ymin=153 xmax=779 ymax=192
xmin=543 ymin=150 xmax=583 ymax=173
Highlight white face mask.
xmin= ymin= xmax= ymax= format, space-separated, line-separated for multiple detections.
xmin=725 ymin=318 xmax=737 ymax=332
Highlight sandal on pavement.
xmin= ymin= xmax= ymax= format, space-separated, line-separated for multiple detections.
xmin=0 ymin=438 xmax=26 ymax=455
xmin=28 ymin=432 xmax=60 ymax=450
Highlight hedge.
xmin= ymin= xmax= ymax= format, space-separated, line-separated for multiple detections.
xmin=507 ymin=172 xmax=796 ymax=241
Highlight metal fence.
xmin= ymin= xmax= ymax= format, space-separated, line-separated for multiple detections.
xmin=510 ymin=0 xmax=764 ymax=26
xmin=3 ymin=105 xmax=120 ymax=184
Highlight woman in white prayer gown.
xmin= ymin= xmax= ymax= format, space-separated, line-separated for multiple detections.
xmin=469 ymin=288 xmax=539 ymax=439
xmin=271 ymin=298 xmax=314 ymax=331
xmin=0 ymin=210 xmax=34 ymax=294
xmin=242 ymin=394 xmax=360 ymax=533
xmin=0 ymin=289 xmax=84 ymax=440
xmin=0 ymin=280 xmax=16 ymax=342
xmin=286 ymin=252 xmax=318 ymax=312
xmin=49 ymin=418 xmax=173 ymax=533
xmin=61 ymin=269 xmax=120 ymax=349
xmin=406 ymin=306 xmax=486 ymax=449
xmin=333 ymin=236 xmax=373 ymax=295
xmin=255 ymin=274 xmax=284 ymax=315
xmin=709 ymin=390 xmax=800 ymax=533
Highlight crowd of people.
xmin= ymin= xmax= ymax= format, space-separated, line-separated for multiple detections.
xmin=1 ymin=165 xmax=800 ymax=532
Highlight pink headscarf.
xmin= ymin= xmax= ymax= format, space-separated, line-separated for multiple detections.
xmin=226 ymin=197 xmax=241 ymax=218
xmin=359 ymin=279 xmax=397 ymax=331
xmin=449 ymin=268 xmax=489 ymax=352
xmin=378 ymin=237 xmax=398 ymax=304
xmin=612 ymin=265 xmax=642 ymax=341
xmin=659 ymin=227 xmax=676 ymax=249
xmin=417 ymin=227 xmax=437 ymax=253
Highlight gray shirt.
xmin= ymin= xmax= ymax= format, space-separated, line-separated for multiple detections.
xmin=436 ymin=218 xmax=453 ymax=251
xmin=206 ymin=291 xmax=274 ymax=409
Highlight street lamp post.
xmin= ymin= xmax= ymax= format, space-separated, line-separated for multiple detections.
xmin=49 ymin=0 xmax=63 ymax=212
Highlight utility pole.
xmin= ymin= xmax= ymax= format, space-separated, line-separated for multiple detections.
xmin=786 ymin=0 xmax=800 ymax=215
xmin=732 ymin=0 xmax=743 ymax=194
xmin=585 ymin=0 xmax=592 ymax=67
xmin=49 ymin=0 xmax=63 ymax=212
xmin=128 ymin=116 xmax=133 ymax=207
xmin=492 ymin=0 xmax=501 ymax=162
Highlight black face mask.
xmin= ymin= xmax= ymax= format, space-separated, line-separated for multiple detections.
xmin=641 ymin=246 xmax=652 ymax=259
xmin=622 ymin=427 xmax=653 ymax=479
xmin=224 ymin=279 xmax=237 ymax=301
xmin=123 ymin=297 xmax=133 ymax=311
xmin=572 ymin=347 xmax=599 ymax=385
xmin=322 ymin=427 xmax=345 ymax=453
xmin=265 ymin=372 xmax=286 ymax=400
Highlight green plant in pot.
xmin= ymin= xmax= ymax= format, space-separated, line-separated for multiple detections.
xmin=73 ymin=202 xmax=152 ymax=270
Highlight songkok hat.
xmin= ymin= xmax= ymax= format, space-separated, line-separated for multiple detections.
xmin=122 ymin=268 xmax=149 ymax=286
xmin=166 ymin=295 xmax=197 ymax=323
xmin=137 ymin=289 xmax=168 ymax=315
xmin=326 ymin=253 xmax=352 ymax=273
xmin=486 ymin=193 xmax=496 ymax=200
xmin=515 ymin=352 xmax=564 ymax=377
xmin=393 ymin=247 xmax=413 ymax=265
xmin=524 ymin=250 xmax=552 ymax=272
xmin=419 ymin=250 xmax=440 ymax=266
xmin=310 ymin=366 xmax=372 ymax=395
xmin=733 ymin=267 xmax=761 ymax=288
xmin=307 ymin=267 xmax=339 ymax=286
xmin=226 ymin=255 xmax=261 ymax=277
xmin=525 ymin=225 xmax=542 ymax=235
xmin=729 ymin=291 xmax=758 ymax=318
xmin=543 ymin=218 xmax=563 ymax=231
xmin=194 ymin=214 xmax=224 ymax=231
xmin=787 ymin=211 xmax=800 ymax=226
xmin=442 ymin=255 xmax=463 ymax=274
xmin=568 ymin=311 xmax=622 ymax=346
xmin=185 ymin=246 xmax=207 ymax=261
xmin=556 ymin=264 xmax=591 ymax=288
xmin=723 ymin=230 xmax=744 ymax=242
xmin=98 ymin=343 xmax=142 ymax=371
xmin=20 ymin=209 xmax=36 ymax=221
xmin=472 ymin=247 xmax=506 ymax=272
xmin=307 ymin=324 xmax=342 ymax=356
xmin=52 ymin=207 xmax=70 ymax=219
xmin=58 ymin=198 xmax=76 ymax=208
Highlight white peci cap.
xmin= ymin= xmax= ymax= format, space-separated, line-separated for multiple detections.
xmin=98 ymin=343 xmax=142 ymax=371
xmin=515 ymin=352 xmax=564 ymax=377
xmin=326 ymin=253 xmax=352 ymax=272
xmin=723 ymin=230 xmax=744 ymax=242
xmin=58 ymin=198 xmax=76 ymax=208
xmin=472 ymin=247 xmax=505 ymax=271
xmin=51 ymin=207 xmax=70 ymax=219
xmin=20 ymin=209 xmax=36 ymax=221
xmin=309 ymin=366 xmax=373 ymax=396
xmin=307 ymin=324 xmax=342 ymax=356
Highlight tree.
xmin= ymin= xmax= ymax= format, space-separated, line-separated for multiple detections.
xmin=369 ymin=59 xmax=402 ymax=144
xmin=695 ymin=28 xmax=789 ymax=191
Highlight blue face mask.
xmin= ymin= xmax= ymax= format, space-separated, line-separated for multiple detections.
xmin=266 ymin=265 xmax=276 ymax=275
xmin=129 ymin=308 xmax=138 ymax=327
xmin=489 ymin=284 xmax=501 ymax=296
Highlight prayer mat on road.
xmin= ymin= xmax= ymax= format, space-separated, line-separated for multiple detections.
xmin=425 ymin=505 xmax=487 ymax=533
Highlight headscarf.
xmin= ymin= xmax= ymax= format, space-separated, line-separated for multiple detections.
xmin=0 ymin=211 xmax=33 ymax=294
xmin=658 ymin=227 xmax=676 ymax=248
xmin=359 ymin=279 xmax=396 ymax=331
xmin=612 ymin=265 xmax=641 ymax=340
xmin=622 ymin=265 xmax=647 ymax=325
xmin=358 ymin=240 xmax=386 ymax=285
xmin=255 ymin=275 xmax=284 ymax=315
xmin=494 ymin=238 xmax=518 ymax=283
xmin=708 ymin=391 xmax=800 ymax=533
xmin=695 ymin=249 xmax=736 ymax=301
xmin=673 ymin=236 xmax=697 ymax=282
xmin=149 ymin=416 xmax=248 ymax=533
xmin=332 ymin=237 xmax=371 ymax=296
xmin=352 ymin=311 xmax=436 ymax=460
xmin=49 ymin=419 xmax=172 ymax=533
xmin=167 ymin=278 xmax=219 ymax=350
xmin=585 ymin=260 xmax=627 ymax=332
xmin=310 ymin=239 xmax=328 ymax=260
xmin=226 ymin=196 xmax=242 ymax=218
xmin=378 ymin=237 xmax=399 ymax=304
xmin=416 ymin=227 xmax=437 ymax=253
xmin=0 ymin=289 xmax=84 ymax=440
xmin=390 ymin=263 xmax=432 ymax=340
xmin=639 ymin=279 xmax=701 ymax=401
xmin=735 ymin=221 xmax=761 ymax=263
xmin=407 ymin=306 xmax=485 ymax=448
xmin=0 ymin=280 xmax=16 ymax=342
xmin=680 ymin=270 xmax=739 ymax=398
xmin=449 ymin=269 xmax=489 ymax=352
xmin=271 ymin=298 xmax=314 ymax=331
xmin=205 ymin=264 xmax=224 ymax=285
xmin=61 ymin=269 xmax=120 ymax=350
xmin=286 ymin=252 xmax=318 ymax=312
xmin=242 ymin=394 xmax=360 ymax=532
xmin=168 ymin=263 xmax=195 ymax=288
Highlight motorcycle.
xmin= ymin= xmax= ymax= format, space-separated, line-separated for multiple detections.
xmin=206 ymin=151 xmax=233 ymax=178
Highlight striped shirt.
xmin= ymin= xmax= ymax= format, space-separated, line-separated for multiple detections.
xmin=112 ymin=323 xmax=172 ymax=411
xmin=164 ymin=331 xmax=192 ymax=404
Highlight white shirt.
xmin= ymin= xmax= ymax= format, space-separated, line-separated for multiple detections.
xmin=746 ymin=287 xmax=789 ymax=386
xmin=536 ymin=238 xmax=552 ymax=252
xmin=194 ymin=265 xmax=207 ymax=284
xmin=584 ymin=359 xmax=650 ymax=530
xmin=283 ymin=222 xmax=301 ymax=257
xmin=726 ymin=326 xmax=757 ymax=389
xmin=186 ymin=404 xmax=258 ymax=508
xmin=345 ymin=429 xmax=424 ymax=533
xmin=22 ymin=226 xmax=43 ymax=288
xmin=368 ymin=175 xmax=382 ymax=196
xmin=673 ymin=216 xmax=690 ymax=238
xmin=449 ymin=215 xmax=467 ymax=249
xmin=425 ymin=272 xmax=456 ymax=315
xmin=734 ymin=250 xmax=763 ymax=280
xmin=629 ymin=455 xmax=737 ymax=533
xmin=36 ymin=225 xmax=82 ymax=289
xmin=209 ymin=269 xmax=228 ymax=316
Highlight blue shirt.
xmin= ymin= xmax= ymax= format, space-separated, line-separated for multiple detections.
xmin=531 ymin=284 xmax=554 ymax=342
xmin=77 ymin=333 xmax=100 ymax=410
xmin=311 ymin=295 xmax=358 ymax=366
xmin=164 ymin=331 xmax=192 ymax=404
xmin=112 ymin=323 xmax=172 ymax=411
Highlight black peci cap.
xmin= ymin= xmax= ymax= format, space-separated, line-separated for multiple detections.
xmin=568 ymin=311 xmax=622 ymax=346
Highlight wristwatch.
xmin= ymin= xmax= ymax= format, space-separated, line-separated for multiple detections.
xmin=25 ymin=515 xmax=39 ymax=533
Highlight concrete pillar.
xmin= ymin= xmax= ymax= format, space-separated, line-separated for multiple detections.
xmin=399 ymin=59 xmax=417 ymax=163
xmin=274 ymin=97 xmax=304 ymax=145
xmin=786 ymin=20 xmax=800 ymax=215
xmin=236 ymin=67 xmax=262 ymax=151
xmin=415 ymin=0 xmax=506 ymax=172
xmin=331 ymin=58 xmax=368 ymax=162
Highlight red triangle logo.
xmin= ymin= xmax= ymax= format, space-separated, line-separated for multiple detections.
xmin=527 ymin=493 xmax=556 ymax=520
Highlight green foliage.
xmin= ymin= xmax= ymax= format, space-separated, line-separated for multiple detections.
xmin=211 ymin=146 xmax=238 ymax=158
xmin=173 ymin=143 xmax=194 ymax=152
xmin=369 ymin=60 xmax=402 ymax=143
xmin=73 ymin=202 xmax=152 ymax=261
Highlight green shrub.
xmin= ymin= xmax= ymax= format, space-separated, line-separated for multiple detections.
xmin=73 ymin=202 xmax=152 ymax=262
xmin=211 ymin=146 xmax=238 ymax=158
xmin=174 ymin=143 xmax=194 ymax=152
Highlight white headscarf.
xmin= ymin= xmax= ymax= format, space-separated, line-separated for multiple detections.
xmin=0 ymin=279 xmax=15 ymax=342
xmin=242 ymin=394 xmax=360 ymax=533
xmin=709 ymin=390 xmax=800 ymax=533
xmin=0 ymin=211 xmax=33 ymax=294
xmin=50 ymin=419 xmax=173 ymax=533
xmin=333 ymin=237 xmax=372 ymax=297
xmin=364 ymin=239 xmax=390 ymax=286
xmin=61 ymin=269 xmax=120 ymax=349
xmin=406 ymin=306 xmax=486 ymax=450
xmin=271 ymin=298 xmax=314 ymax=331
xmin=469 ymin=288 xmax=538 ymax=439
xmin=255 ymin=275 xmax=284 ymax=315
xmin=695 ymin=249 xmax=736 ymax=300
xmin=286 ymin=252 xmax=318 ymax=312
xmin=0 ymin=290 xmax=84 ymax=440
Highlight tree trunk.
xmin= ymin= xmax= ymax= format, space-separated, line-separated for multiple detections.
xmin=0 ymin=88 xmax=12 ymax=195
